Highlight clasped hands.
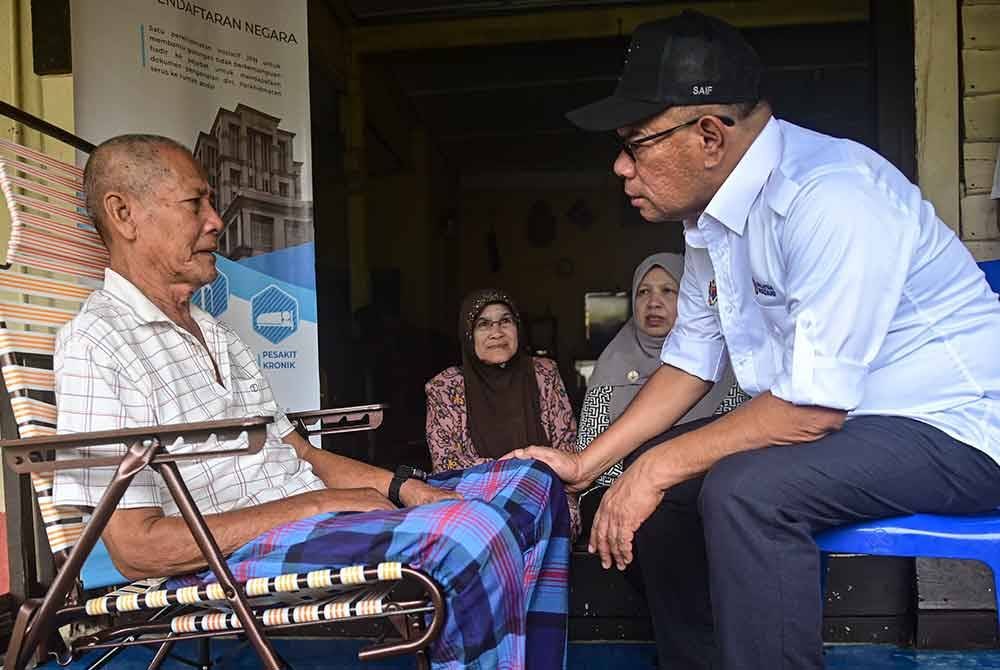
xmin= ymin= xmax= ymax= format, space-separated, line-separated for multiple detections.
xmin=503 ymin=446 xmax=665 ymax=571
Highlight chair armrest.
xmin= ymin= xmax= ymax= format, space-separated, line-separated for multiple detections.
xmin=287 ymin=403 xmax=386 ymax=438
xmin=0 ymin=416 xmax=272 ymax=474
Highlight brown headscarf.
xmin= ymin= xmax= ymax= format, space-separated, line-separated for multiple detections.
xmin=459 ymin=289 xmax=549 ymax=459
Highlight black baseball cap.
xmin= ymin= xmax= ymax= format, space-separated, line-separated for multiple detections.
xmin=567 ymin=10 xmax=761 ymax=131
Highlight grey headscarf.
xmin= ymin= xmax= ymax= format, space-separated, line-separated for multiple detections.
xmin=589 ymin=252 xmax=734 ymax=423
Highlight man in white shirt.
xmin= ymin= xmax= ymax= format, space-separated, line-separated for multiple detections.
xmin=509 ymin=10 xmax=1000 ymax=670
xmin=55 ymin=134 xmax=571 ymax=668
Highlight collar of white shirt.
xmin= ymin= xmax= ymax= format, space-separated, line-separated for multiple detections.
xmin=102 ymin=268 xmax=215 ymax=331
xmin=685 ymin=116 xmax=784 ymax=240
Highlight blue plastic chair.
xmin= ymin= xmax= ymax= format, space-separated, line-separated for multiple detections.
xmin=814 ymin=259 xmax=1000 ymax=629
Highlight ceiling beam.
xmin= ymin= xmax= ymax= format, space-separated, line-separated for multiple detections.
xmin=352 ymin=0 xmax=869 ymax=54
xmin=406 ymin=74 xmax=617 ymax=97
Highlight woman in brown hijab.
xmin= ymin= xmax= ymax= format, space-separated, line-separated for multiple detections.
xmin=425 ymin=288 xmax=580 ymax=537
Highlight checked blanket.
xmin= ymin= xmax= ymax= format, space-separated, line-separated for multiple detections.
xmin=168 ymin=458 xmax=571 ymax=669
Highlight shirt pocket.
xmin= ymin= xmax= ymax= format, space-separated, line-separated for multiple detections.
xmin=230 ymin=364 xmax=264 ymax=411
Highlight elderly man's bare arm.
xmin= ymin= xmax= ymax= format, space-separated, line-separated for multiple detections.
xmin=103 ymin=431 xmax=461 ymax=579
xmin=285 ymin=430 xmax=460 ymax=508
xmin=103 ymin=486 xmax=395 ymax=579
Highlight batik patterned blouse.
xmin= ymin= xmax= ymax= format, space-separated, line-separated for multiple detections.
xmin=426 ymin=356 xmax=581 ymax=538
xmin=577 ymin=381 xmax=752 ymax=487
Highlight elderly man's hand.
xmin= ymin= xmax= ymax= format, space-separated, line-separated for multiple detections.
xmin=590 ymin=453 xmax=664 ymax=571
xmin=501 ymin=446 xmax=591 ymax=492
xmin=317 ymin=487 xmax=398 ymax=514
xmin=399 ymin=479 xmax=462 ymax=507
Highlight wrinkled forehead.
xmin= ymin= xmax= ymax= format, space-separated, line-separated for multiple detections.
xmin=152 ymin=148 xmax=209 ymax=194
xmin=477 ymin=302 xmax=513 ymax=319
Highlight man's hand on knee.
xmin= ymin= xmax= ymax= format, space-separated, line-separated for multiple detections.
xmin=399 ymin=479 xmax=462 ymax=507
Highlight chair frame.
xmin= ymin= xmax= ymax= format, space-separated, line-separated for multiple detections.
xmin=0 ymin=104 xmax=445 ymax=669
xmin=1 ymin=406 xmax=446 ymax=670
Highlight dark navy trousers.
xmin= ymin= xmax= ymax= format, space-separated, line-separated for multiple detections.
xmin=624 ymin=415 xmax=1000 ymax=670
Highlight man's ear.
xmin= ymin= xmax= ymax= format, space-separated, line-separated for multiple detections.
xmin=102 ymin=191 xmax=138 ymax=242
xmin=698 ymin=116 xmax=728 ymax=169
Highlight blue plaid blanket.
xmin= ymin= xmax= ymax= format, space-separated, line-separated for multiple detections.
xmin=169 ymin=459 xmax=570 ymax=669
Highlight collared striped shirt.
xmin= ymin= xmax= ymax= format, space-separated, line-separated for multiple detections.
xmin=53 ymin=269 xmax=325 ymax=515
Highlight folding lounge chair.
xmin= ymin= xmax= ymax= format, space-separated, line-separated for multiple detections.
xmin=0 ymin=137 xmax=444 ymax=669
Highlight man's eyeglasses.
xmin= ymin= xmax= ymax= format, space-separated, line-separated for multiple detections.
xmin=474 ymin=315 xmax=516 ymax=334
xmin=620 ymin=115 xmax=735 ymax=162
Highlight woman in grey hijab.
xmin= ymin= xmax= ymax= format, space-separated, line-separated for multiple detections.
xmin=577 ymin=253 xmax=745 ymax=487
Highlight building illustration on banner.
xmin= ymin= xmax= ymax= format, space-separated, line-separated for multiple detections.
xmin=193 ymin=269 xmax=229 ymax=317
xmin=252 ymin=285 xmax=300 ymax=344
xmin=193 ymin=103 xmax=313 ymax=260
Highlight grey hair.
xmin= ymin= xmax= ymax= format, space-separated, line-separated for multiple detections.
xmin=82 ymin=134 xmax=191 ymax=242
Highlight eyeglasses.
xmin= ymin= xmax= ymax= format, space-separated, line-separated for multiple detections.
xmin=620 ymin=115 xmax=736 ymax=162
xmin=474 ymin=315 xmax=516 ymax=333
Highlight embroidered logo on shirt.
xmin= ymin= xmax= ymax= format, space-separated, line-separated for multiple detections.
xmin=707 ymin=279 xmax=718 ymax=306
xmin=752 ymin=278 xmax=777 ymax=297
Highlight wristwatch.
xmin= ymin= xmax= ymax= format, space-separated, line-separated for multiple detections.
xmin=388 ymin=465 xmax=429 ymax=507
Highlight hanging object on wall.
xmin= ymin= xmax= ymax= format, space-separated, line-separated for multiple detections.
xmin=566 ymin=198 xmax=594 ymax=230
xmin=438 ymin=209 xmax=459 ymax=239
xmin=555 ymin=257 xmax=574 ymax=278
xmin=525 ymin=199 xmax=557 ymax=248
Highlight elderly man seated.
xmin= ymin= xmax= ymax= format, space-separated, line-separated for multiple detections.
xmin=53 ymin=134 xmax=570 ymax=669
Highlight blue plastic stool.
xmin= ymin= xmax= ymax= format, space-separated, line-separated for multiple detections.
xmin=815 ymin=259 xmax=1000 ymax=631
xmin=815 ymin=512 xmax=1000 ymax=612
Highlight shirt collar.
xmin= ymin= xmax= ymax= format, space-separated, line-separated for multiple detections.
xmin=699 ymin=116 xmax=782 ymax=236
xmin=102 ymin=268 xmax=214 ymax=329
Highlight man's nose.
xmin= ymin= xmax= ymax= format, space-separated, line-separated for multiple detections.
xmin=613 ymin=150 xmax=635 ymax=179
xmin=205 ymin=204 xmax=225 ymax=234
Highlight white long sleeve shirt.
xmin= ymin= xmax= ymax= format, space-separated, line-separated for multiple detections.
xmin=661 ymin=118 xmax=1000 ymax=465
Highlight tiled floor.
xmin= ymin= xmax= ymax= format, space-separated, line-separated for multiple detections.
xmin=41 ymin=639 xmax=1000 ymax=669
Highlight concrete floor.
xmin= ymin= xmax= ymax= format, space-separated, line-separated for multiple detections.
xmin=43 ymin=639 xmax=1000 ymax=669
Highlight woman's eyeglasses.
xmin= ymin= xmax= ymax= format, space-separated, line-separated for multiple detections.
xmin=474 ymin=315 xmax=516 ymax=333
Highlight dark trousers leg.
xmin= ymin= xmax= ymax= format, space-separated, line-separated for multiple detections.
xmin=628 ymin=415 xmax=1000 ymax=670
xmin=626 ymin=417 xmax=719 ymax=670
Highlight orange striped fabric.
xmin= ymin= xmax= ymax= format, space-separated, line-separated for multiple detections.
xmin=0 ymin=140 xmax=108 ymax=279
xmin=2 ymin=365 xmax=54 ymax=393
xmin=10 ymin=396 xmax=58 ymax=425
xmin=0 ymin=269 xmax=94 ymax=302
xmin=0 ymin=139 xmax=106 ymax=558
xmin=0 ymin=329 xmax=56 ymax=357
xmin=31 ymin=472 xmax=84 ymax=553
xmin=0 ymin=138 xmax=83 ymax=178
xmin=0 ymin=299 xmax=78 ymax=328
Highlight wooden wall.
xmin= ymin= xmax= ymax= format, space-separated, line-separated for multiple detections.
xmin=960 ymin=0 xmax=1000 ymax=257
xmin=910 ymin=1 xmax=1000 ymax=647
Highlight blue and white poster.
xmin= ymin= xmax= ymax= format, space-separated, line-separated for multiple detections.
xmin=71 ymin=0 xmax=319 ymax=412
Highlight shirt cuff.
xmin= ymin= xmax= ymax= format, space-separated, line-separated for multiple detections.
xmin=271 ymin=410 xmax=295 ymax=438
xmin=660 ymin=333 xmax=728 ymax=382
xmin=769 ymin=322 xmax=869 ymax=409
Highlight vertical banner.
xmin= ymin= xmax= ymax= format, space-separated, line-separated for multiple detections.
xmin=72 ymin=0 xmax=319 ymax=412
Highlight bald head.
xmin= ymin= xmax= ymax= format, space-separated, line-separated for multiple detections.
xmin=83 ymin=134 xmax=192 ymax=243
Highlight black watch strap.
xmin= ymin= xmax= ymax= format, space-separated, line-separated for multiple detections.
xmin=388 ymin=465 xmax=429 ymax=507
xmin=388 ymin=474 xmax=407 ymax=507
